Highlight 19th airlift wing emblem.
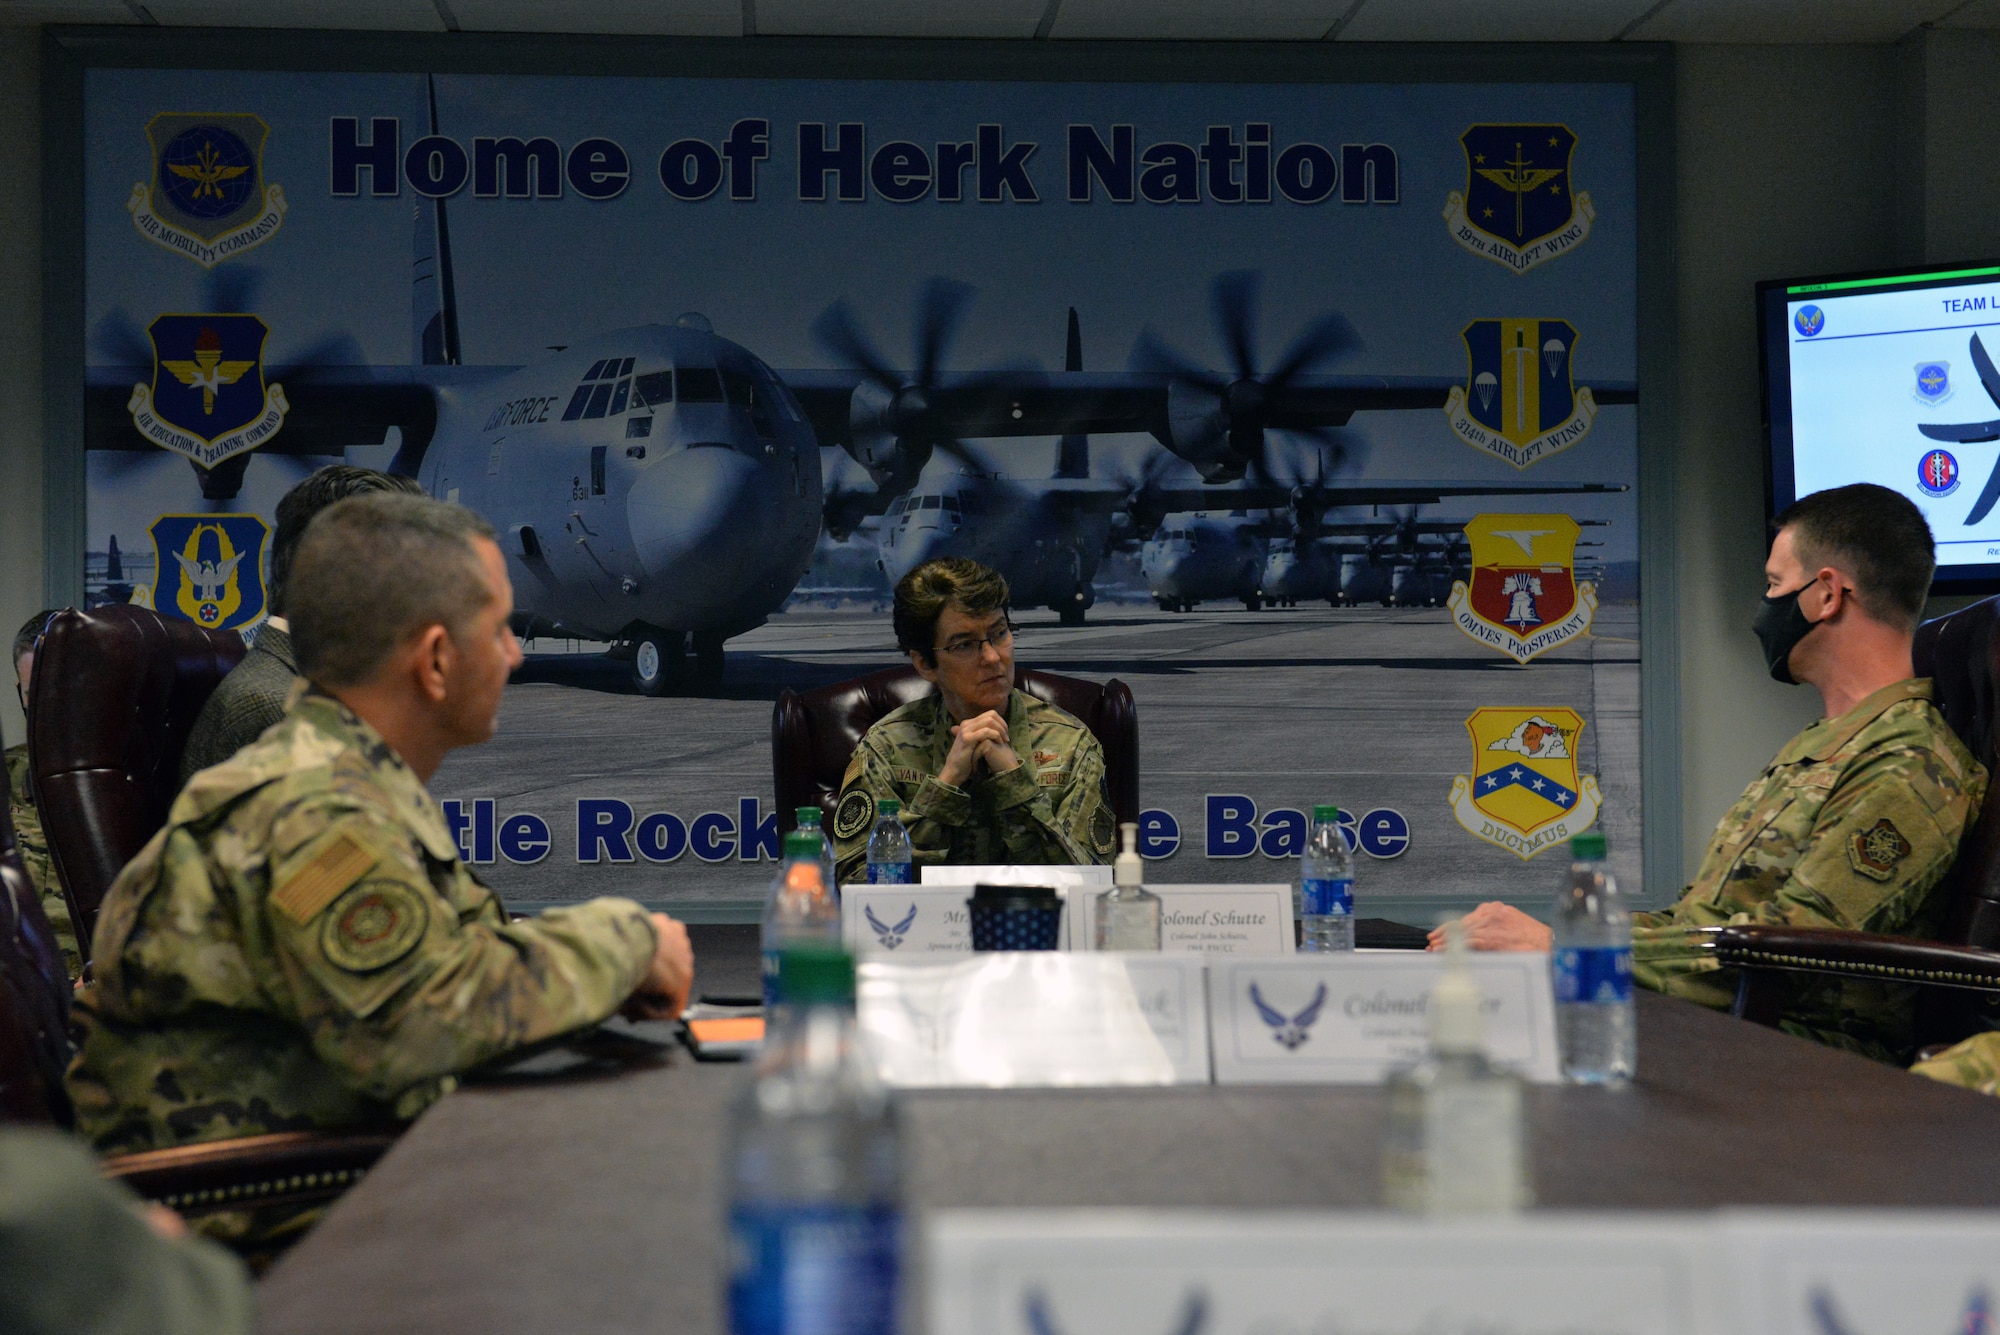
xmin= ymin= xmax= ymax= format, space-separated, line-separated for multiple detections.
xmin=128 ymin=114 xmax=288 ymax=268
xmin=127 ymin=314 xmax=290 ymax=468
xmin=1447 ymin=707 xmax=1601 ymax=860
xmin=1447 ymin=514 xmax=1598 ymax=664
xmin=1443 ymin=319 xmax=1598 ymax=469
xmin=1443 ymin=124 xmax=1595 ymax=274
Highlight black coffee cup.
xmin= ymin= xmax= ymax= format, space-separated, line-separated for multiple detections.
xmin=967 ymin=883 xmax=1064 ymax=951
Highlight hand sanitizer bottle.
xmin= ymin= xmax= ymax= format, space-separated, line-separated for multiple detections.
xmin=1094 ymin=822 xmax=1162 ymax=951
xmin=1382 ymin=921 xmax=1531 ymax=1215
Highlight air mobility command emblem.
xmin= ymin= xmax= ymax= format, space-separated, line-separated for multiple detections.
xmin=1443 ymin=124 xmax=1594 ymax=274
xmin=128 ymin=114 xmax=287 ymax=268
xmin=1443 ymin=319 xmax=1597 ymax=469
xmin=1447 ymin=707 xmax=1602 ymax=860
xmin=1447 ymin=514 xmax=1598 ymax=663
xmin=1916 ymin=361 xmax=1955 ymax=407
xmin=127 ymin=314 xmax=290 ymax=468
xmin=148 ymin=513 xmax=269 ymax=631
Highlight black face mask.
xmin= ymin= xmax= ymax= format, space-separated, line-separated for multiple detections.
xmin=1752 ymin=585 xmax=1818 ymax=685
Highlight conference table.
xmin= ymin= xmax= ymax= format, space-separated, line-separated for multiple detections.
xmin=257 ymin=922 xmax=2000 ymax=1335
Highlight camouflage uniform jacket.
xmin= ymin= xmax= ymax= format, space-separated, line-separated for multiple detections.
xmin=1632 ymin=678 xmax=1986 ymax=1064
xmin=179 ymin=621 xmax=298 ymax=786
xmin=831 ymin=689 xmax=1116 ymax=885
xmin=1910 ymin=1029 xmax=2000 ymax=1095
xmin=5 ymin=743 xmax=79 ymax=980
xmin=66 ymin=689 xmax=658 ymax=1155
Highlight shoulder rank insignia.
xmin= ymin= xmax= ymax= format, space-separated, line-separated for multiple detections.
xmin=1444 ymin=123 xmax=1593 ymax=274
xmin=1447 ymin=706 xmax=1602 ymax=860
xmin=129 ymin=113 xmax=287 ymax=268
xmin=1849 ymin=818 xmax=1913 ymax=881
xmin=1446 ymin=513 xmax=1598 ymax=663
xmin=1443 ymin=319 xmax=1596 ymax=470
xmin=833 ymin=789 xmax=875 ymax=841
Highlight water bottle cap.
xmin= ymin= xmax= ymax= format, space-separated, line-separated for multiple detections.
xmin=1312 ymin=804 xmax=1341 ymax=822
xmin=877 ymin=798 xmax=900 ymax=816
xmin=782 ymin=832 xmax=820 ymax=859
xmin=1569 ymin=832 xmax=1608 ymax=861
xmin=777 ymin=945 xmax=855 ymax=1004
xmin=796 ymin=806 xmax=821 ymax=826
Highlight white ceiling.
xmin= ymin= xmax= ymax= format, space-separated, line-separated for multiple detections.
xmin=3 ymin=0 xmax=1999 ymax=40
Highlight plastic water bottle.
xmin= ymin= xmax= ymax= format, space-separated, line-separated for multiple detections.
xmin=865 ymin=799 xmax=913 ymax=885
xmin=795 ymin=806 xmax=839 ymax=902
xmin=1094 ymin=822 xmax=1162 ymax=951
xmin=1550 ymin=830 xmax=1635 ymax=1085
xmin=1299 ymin=803 xmax=1355 ymax=952
xmin=761 ymin=833 xmax=839 ymax=1011
xmin=726 ymin=947 xmax=902 ymax=1335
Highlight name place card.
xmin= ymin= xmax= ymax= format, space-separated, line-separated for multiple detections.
xmin=1069 ymin=884 xmax=1292 ymax=955
xmin=1206 ymin=953 xmax=1560 ymax=1084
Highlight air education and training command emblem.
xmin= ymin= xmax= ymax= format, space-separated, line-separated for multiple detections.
xmin=1447 ymin=514 xmax=1598 ymax=664
xmin=1447 ymin=707 xmax=1602 ymax=861
xmin=129 ymin=114 xmax=287 ymax=268
xmin=1444 ymin=124 xmax=1594 ymax=275
xmin=127 ymin=314 xmax=290 ymax=468
xmin=148 ymin=513 xmax=269 ymax=632
xmin=1443 ymin=319 xmax=1597 ymax=469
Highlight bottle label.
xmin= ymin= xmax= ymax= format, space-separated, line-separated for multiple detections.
xmin=1300 ymin=877 xmax=1353 ymax=916
xmin=761 ymin=948 xmax=781 ymax=1009
xmin=867 ymin=862 xmax=913 ymax=885
xmin=1552 ymin=945 xmax=1633 ymax=1004
xmin=727 ymin=1202 xmax=901 ymax=1335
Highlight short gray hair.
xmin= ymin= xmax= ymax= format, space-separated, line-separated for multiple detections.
xmin=289 ymin=494 xmax=499 ymax=689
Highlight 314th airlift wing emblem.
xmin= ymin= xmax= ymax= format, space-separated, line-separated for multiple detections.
xmin=1443 ymin=319 xmax=1598 ymax=469
xmin=128 ymin=113 xmax=287 ymax=268
xmin=147 ymin=513 xmax=270 ymax=632
xmin=1447 ymin=514 xmax=1598 ymax=664
xmin=1448 ymin=707 xmax=1602 ymax=861
xmin=127 ymin=314 xmax=290 ymax=469
xmin=1443 ymin=124 xmax=1594 ymax=274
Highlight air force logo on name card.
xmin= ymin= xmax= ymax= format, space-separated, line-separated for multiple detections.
xmin=1446 ymin=513 xmax=1598 ymax=663
xmin=148 ymin=514 xmax=269 ymax=631
xmin=129 ymin=114 xmax=287 ymax=268
xmin=1443 ymin=124 xmax=1594 ymax=274
xmin=126 ymin=314 xmax=290 ymax=468
xmin=1916 ymin=361 xmax=1954 ymax=407
xmin=1447 ymin=707 xmax=1601 ymax=861
xmin=1443 ymin=319 xmax=1597 ymax=469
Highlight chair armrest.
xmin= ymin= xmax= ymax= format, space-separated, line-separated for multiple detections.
xmin=102 ymin=1130 xmax=398 ymax=1216
xmin=1700 ymin=924 xmax=2000 ymax=993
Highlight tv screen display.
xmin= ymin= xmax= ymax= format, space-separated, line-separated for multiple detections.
xmin=1760 ymin=258 xmax=2000 ymax=593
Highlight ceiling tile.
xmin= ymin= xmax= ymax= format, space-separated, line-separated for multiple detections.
xmin=1050 ymin=0 xmax=1344 ymax=41
xmin=0 ymin=0 xmax=140 ymax=23
xmin=1936 ymin=0 xmax=2000 ymax=25
xmin=1337 ymin=0 xmax=1654 ymax=42
xmin=449 ymin=0 xmax=740 ymax=36
xmin=1628 ymin=0 xmax=1959 ymax=42
xmin=756 ymin=0 xmax=1044 ymax=38
xmin=139 ymin=0 xmax=443 ymax=29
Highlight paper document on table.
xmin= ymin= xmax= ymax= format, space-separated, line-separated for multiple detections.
xmin=920 ymin=864 xmax=1112 ymax=889
xmin=856 ymin=955 xmax=1193 ymax=1087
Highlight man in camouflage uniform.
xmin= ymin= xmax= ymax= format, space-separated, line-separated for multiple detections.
xmin=1437 ymin=485 xmax=1986 ymax=1064
xmin=68 ymin=495 xmax=695 ymax=1176
xmin=830 ymin=558 xmax=1116 ymax=885
xmin=1910 ymin=1030 xmax=2000 ymax=1094
xmin=8 ymin=610 xmax=79 ymax=979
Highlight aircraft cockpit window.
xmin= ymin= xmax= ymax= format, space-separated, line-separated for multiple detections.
xmin=582 ymin=382 xmax=615 ymax=419
xmin=618 ymin=357 xmax=635 ymax=376
xmin=942 ymin=495 xmax=961 ymax=511
xmin=678 ymin=368 xmax=724 ymax=402
xmin=584 ymin=359 xmax=609 ymax=380
xmin=609 ymin=378 xmax=630 ymax=415
xmin=751 ymin=358 xmax=804 ymax=423
xmin=921 ymin=496 xmax=941 ymax=510
xmin=632 ymin=371 xmax=673 ymax=406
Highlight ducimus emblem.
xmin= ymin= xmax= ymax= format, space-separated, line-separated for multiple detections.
xmin=147 ymin=513 xmax=270 ymax=631
xmin=1447 ymin=514 xmax=1598 ymax=663
xmin=1443 ymin=319 xmax=1597 ymax=469
xmin=129 ymin=113 xmax=287 ymax=268
xmin=1447 ymin=707 xmax=1602 ymax=861
xmin=1443 ymin=124 xmax=1594 ymax=274
xmin=127 ymin=314 xmax=290 ymax=468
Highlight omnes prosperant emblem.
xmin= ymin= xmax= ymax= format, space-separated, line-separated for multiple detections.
xmin=1447 ymin=707 xmax=1602 ymax=860
xmin=126 ymin=314 xmax=290 ymax=468
xmin=147 ymin=513 xmax=269 ymax=631
xmin=1443 ymin=124 xmax=1594 ymax=274
xmin=128 ymin=114 xmax=287 ymax=268
xmin=1446 ymin=514 xmax=1598 ymax=663
xmin=1443 ymin=319 xmax=1597 ymax=469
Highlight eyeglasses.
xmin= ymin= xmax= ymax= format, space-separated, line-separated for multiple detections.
xmin=934 ymin=623 xmax=1014 ymax=660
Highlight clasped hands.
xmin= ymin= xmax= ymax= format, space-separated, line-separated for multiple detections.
xmin=937 ymin=709 xmax=1020 ymax=789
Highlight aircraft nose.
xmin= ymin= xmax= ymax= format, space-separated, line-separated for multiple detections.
xmin=626 ymin=446 xmax=792 ymax=604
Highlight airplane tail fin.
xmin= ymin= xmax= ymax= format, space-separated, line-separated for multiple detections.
xmin=411 ymin=74 xmax=461 ymax=370
xmin=1054 ymin=306 xmax=1088 ymax=479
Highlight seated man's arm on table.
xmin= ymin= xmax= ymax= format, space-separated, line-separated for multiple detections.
xmin=258 ymin=800 xmax=684 ymax=1111
xmin=980 ymin=728 xmax=1116 ymax=866
xmin=1911 ymin=1030 xmax=2000 ymax=1095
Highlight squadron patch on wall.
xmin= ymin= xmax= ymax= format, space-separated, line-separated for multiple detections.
xmin=1446 ymin=513 xmax=1598 ymax=663
xmin=129 ymin=113 xmax=288 ymax=267
xmin=1447 ymin=707 xmax=1602 ymax=861
xmin=147 ymin=513 xmax=270 ymax=632
xmin=1443 ymin=319 xmax=1596 ymax=470
xmin=833 ymin=789 xmax=875 ymax=841
xmin=128 ymin=313 xmax=290 ymax=468
xmin=1443 ymin=123 xmax=1593 ymax=274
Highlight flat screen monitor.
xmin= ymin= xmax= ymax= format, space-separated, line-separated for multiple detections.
xmin=1760 ymin=258 xmax=2000 ymax=593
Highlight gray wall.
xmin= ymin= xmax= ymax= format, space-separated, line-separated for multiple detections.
xmin=0 ymin=30 xmax=1989 ymax=872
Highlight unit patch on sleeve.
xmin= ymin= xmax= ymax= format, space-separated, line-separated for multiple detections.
xmin=271 ymin=833 xmax=376 ymax=924
xmin=321 ymin=880 xmax=429 ymax=973
xmin=833 ymin=788 xmax=875 ymax=840
xmin=1849 ymin=818 xmax=1913 ymax=882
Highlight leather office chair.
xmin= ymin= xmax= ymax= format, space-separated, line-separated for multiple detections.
xmin=1715 ymin=594 xmax=2000 ymax=1048
xmin=0 ymin=730 xmax=74 ymax=1126
xmin=28 ymin=605 xmax=244 ymax=961
xmin=772 ymin=665 xmax=1140 ymax=832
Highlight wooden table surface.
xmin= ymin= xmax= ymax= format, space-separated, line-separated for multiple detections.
xmin=257 ymin=924 xmax=2000 ymax=1335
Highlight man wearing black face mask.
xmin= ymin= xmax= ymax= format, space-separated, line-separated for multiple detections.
xmin=1435 ymin=483 xmax=1986 ymax=1064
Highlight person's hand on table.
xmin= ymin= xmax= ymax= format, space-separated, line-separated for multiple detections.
xmin=940 ymin=710 xmax=1016 ymax=786
xmin=622 ymin=912 xmax=694 ymax=1020
xmin=1427 ymin=901 xmax=1553 ymax=953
